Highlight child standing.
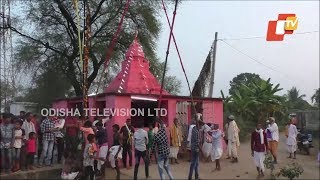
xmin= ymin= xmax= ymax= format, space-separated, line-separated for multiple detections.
xmin=108 ymin=124 xmax=123 ymax=180
xmin=26 ymin=132 xmax=36 ymax=170
xmin=83 ymin=134 xmax=98 ymax=180
xmin=13 ymin=120 xmax=25 ymax=172
xmin=80 ymin=120 xmax=94 ymax=145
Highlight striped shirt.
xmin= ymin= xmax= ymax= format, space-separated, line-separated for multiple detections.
xmin=41 ymin=118 xmax=55 ymax=141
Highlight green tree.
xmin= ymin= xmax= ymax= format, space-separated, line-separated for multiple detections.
xmin=222 ymin=75 xmax=286 ymax=139
xmin=311 ymin=88 xmax=319 ymax=107
xmin=285 ymin=87 xmax=311 ymax=110
xmin=0 ymin=80 xmax=22 ymax=111
xmin=7 ymin=0 xmax=180 ymax=104
xmin=164 ymin=75 xmax=182 ymax=95
xmin=229 ymin=73 xmax=262 ymax=96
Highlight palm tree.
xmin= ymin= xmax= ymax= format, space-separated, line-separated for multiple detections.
xmin=285 ymin=87 xmax=310 ymax=110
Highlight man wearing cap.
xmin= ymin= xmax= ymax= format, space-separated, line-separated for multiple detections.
xmin=267 ymin=117 xmax=279 ymax=164
xmin=287 ymin=119 xmax=298 ymax=159
xmin=227 ymin=115 xmax=240 ymax=163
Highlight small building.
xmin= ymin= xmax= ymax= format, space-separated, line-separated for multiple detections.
xmin=53 ymin=37 xmax=223 ymax=149
xmin=9 ymin=102 xmax=38 ymax=116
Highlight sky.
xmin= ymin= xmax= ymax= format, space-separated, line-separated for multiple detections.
xmin=156 ymin=1 xmax=319 ymax=102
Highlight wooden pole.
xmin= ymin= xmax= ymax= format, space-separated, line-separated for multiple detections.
xmin=208 ymin=32 xmax=218 ymax=98
xmin=82 ymin=0 xmax=90 ymax=118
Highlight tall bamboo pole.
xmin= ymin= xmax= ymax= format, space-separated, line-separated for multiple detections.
xmin=83 ymin=0 xmax=90 ymax=118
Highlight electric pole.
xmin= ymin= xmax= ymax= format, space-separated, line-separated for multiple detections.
xmin=208 ymin=32 xmax=218 ymax=98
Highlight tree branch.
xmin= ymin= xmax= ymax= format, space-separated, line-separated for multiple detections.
xmin=9 ymin=27 xmax=67 ymax=58
xmin=90 ymin=0 xmax=107 ymax=24
xmin=92 ymin=5 xmax=123 ymax=39
xmin=53 ymin=0 xmax=78 ymax=35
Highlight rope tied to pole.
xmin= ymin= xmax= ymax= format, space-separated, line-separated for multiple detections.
xmin=156 ymin=0 xmax=179 ymax=124
xmin=160 ymin=0 xmax=197 ymax=115
xmin=95 ymin=0 xmax=132 ymax=95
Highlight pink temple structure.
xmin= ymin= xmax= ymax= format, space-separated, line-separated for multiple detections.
xmin=53 ymin=36 xmax=224 ymax=153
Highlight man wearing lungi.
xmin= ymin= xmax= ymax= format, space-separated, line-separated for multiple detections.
xmin=251 ymin=122 xmax=268 ymax=178
xmin=267 ymin=117 xmax=279 ymax=164
xmin=227 ymin=115 xmax=240 ymax=163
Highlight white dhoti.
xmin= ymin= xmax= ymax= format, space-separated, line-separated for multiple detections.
xmin=97 ymin=144 xmax=108 ymax=170
xmin=287 ymin=136 xmax=297 ymax=153
xmin=228 ymin=141 xmax=238 ymax=158
xmin=169 ymin=146 xmax=179 ymax=159
xmin=109 ymin=145 xmax=123 ymax=168
xmin=202 ymin=142 xmax=213 ymax=158
xmin=287 ymin=144 xmax=297 ymax=153
xmin=211 ymin=147 xmax=223 ymax=161
xmin=253 ymin=151 xmax=265 ymax=172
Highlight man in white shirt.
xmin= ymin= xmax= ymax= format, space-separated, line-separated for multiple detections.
xmin=287 ymin=119 xmax=298 ymax=159
xmin=187 ymin=119 xmax=196 ymax=161
xmin=267 ymin=117 xmax=279 ymax=164
xmin=53 ymin=115 xmax=65 ymax=164
xmin=133 ymin=123 xmax=149 ymax=180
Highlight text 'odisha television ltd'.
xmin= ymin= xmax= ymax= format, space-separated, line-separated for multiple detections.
xmin=40 ymin=108 xmax=168 ymax=117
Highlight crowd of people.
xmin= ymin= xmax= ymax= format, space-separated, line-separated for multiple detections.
xmin=0 ymin=110 xmax=307 ymax=180
xmin=0 ymin=111 xmax=71 ymax=173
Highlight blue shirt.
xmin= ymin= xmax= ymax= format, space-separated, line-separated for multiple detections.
xmin=212 ymin=129 xmax=222 ymax=149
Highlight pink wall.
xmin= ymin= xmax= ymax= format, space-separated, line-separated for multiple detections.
xmin=88 ymin=97 xmax=96 ymax=121
xmin=213 ymin=100 xmax=225 ymax=150
xmin=104 ymin=96 xmax=116 ymax=147
xmin=166 ymin=99 xmax=177 ymax=128
xmin=52 ymin=100 xmax=69 ymax=109
xmin=213 ymin=100 xmax=224 ymax=133
xmin=114 ymin=96 xmax=132 ymax=126
xmin=203 ymin=101 xmax=215 ymax=124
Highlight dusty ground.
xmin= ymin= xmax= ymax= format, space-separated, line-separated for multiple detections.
xmin=117 ymin=134 xmax=319 ymax=180
xmin=1 ymin=133 xmax=319 ymax=179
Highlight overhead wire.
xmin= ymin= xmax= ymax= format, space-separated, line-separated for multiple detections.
xmin=218 ymin=30 xmax=319 ymax=41
xmin=219 ymin=39 xmax=306 ymax=85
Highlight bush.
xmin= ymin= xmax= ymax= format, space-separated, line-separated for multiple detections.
xmin=276 ymin=163 xmax=304 ymax=180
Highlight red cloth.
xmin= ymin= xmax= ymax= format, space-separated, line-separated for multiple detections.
xmin=27 ymin=139 xmax=36 ymax=153
xmin=66 ymin=117 xmax=79 ymax=137
xmin=251 ymin=130 xmax=268 ymax=152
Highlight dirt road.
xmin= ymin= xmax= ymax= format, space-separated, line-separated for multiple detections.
xmin=117 ymin=134 xmax=319 ymax=180
xmin=1 ymin=133 xmax=318 ymax=179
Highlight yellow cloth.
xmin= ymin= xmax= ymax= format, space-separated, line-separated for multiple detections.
xmin=170 ymin=125 xmax=182 ymax=147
